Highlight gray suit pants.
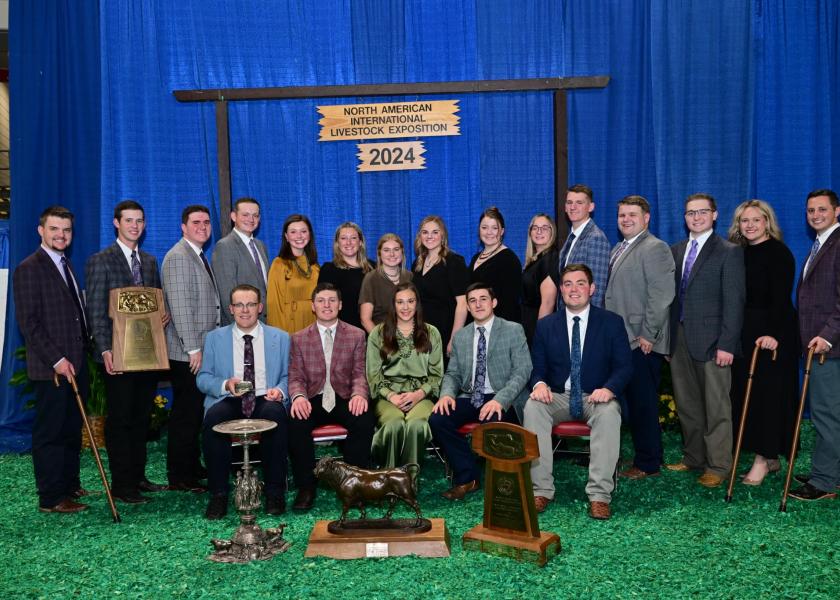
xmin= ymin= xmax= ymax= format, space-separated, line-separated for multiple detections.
xmin=807 ymin=358 xmax=840 ymax=491
xmin=523 ymin=391 xmax=621 ymax=503
xmin=670 ymin=325 xmax=733 ymax=476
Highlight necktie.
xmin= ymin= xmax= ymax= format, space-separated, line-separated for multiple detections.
xmin=322 ymin=328 xmax=335 ymax=412
xmin=199 ymin=251 xmax=215 ymax=284
xmin=241 ymin=334 xmax=256 ymax=418
xmin=607 ymin=240 xmax=629 ymax=283
xmin=678 ymin=239 xmax=699 ymax=321
xmin=804 ymin=238 xmax=821 ymax=277
xmin=130 ymin=250 xmax=143 ymax=286
xmin=61 ymin=256 xmax=89 ymax=341
xmin=471 ymin=326 xmax=487 ymax=408
xmin=249 ymin=238 xmax=265 ymax=282
xmin=570 ymin=316 xmax=583 ymax=419
xmin=558 ymin=232 xmax=577 ymax=268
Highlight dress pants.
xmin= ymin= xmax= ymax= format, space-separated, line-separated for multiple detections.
xmin=624 ymin=349 xmax=664 ymax=473
xmin=102 ymin=368 xmax=158 ymax=495
xmin=523 ymin=391 xmax=621 ymax=504
xmin=807 ymin=358 xmax=840 ymax=492
xmin=167 ymin=360 xmax=205 ymax=485
xmin=288 ymin=393 xmax=376 ymax=489
xmin=31 ymin=364 xmax=87 ymax=508
xmin=670 ymin=325 xmax=733 ymax=476
xmin=202 ymin=396 xmax=289 ymax=497
xmin=428 ymin=394 xmax=505 ymax=485
xmin=373 ymin=399 xmax=434 ymax=468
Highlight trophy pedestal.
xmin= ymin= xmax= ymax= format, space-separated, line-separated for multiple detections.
xmin=305 ymin=518 xmax=450 ymax=559
xmin=463 ymin=524 xmax=560 ymax=566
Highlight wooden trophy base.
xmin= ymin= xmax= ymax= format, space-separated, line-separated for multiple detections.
xmin=462 ymin=524 xmax=561 ymax=566
xmin=305 ymin=518 xmax=451 ymax=559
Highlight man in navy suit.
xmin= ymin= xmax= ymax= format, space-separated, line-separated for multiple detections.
xmin=524 ymin=263 xmax=632 ymax=520
xmin=791 ymin=189 xmax=840 ymax=501
xmin=197 ymin=284 xmax=290 ymax=519
xmin=14 ymin=206 xmax=90 ymax=513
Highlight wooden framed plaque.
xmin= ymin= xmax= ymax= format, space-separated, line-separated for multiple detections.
xmin=462 ymin=422 xmax=561 ymax=566
xmin=109 ymin=287 xmax=169 ymax=372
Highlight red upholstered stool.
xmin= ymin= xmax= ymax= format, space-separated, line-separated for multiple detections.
xmin=311 ymin=424 xmax=349 ymax=444
xmin=551 ymin=420 xmax=592 ymax=455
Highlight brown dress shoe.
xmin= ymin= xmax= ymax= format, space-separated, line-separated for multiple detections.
xmin=39 ymin=498 xmax=89 ymax=513
xmin=697 ymin=473 xmax=725 ymax=488
xmin=441 ymin=480 xmax=479 ymax=501
xmin=534 ymin=496 xmax=552 ymax=513
xmin=588 ymin=501 xmax=611 ymax=520
xmin=619 ymin=466 xmax=661 ymax=480
xmin=665 ymin=462 xmax=693 ymax=472
xmin=292 ymin=488 xmax=316 ymax=511
xmin=70 ymin=488 xmax=96 ymax=499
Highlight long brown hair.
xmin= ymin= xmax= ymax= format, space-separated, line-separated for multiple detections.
xmin=380 ymin=283 xmax=432 ymax=359
xmin=413 ymin=215 xmax=452 ymax=272
xmin=278 ymin=214 xmax=318 ymax=264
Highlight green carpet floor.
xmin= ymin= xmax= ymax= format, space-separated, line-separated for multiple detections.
xmin=1 ymin=428 xmax=836 ymax=599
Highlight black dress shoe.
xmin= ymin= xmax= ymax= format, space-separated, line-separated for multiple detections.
xmin=266 ymin=495 xmax=287 ymax=515
xmin=794 ymin=474 xmax=840 ymax=489
xmin=205 ymin=495 xmax=228 ymax=520
xmin=292 ymin=488 xmax=315 ymax=511
xmin=113 ymin=491 xmax=152 ymax=504
xmin=39 ymin=498 xmax=89 ymax=513
xmin=168 ymin=480 xmax=208 ymax=493
xmin=789 ymin=483 xmax=837 ymax=501
xmin=138 ymin=479 xmax=167 ymax=493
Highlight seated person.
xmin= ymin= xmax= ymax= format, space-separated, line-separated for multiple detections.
xmin=288 ymin=283 xmax=376 ymax=512
xmin=197 ymin=284 xmax=290 ymax=520
xmin=430 ymin=283 xmax=531 ymax=500
xmin=366 ymin=282 xmax=443 ymax=468
xmin=523 ymin=264 xmax=632 ymax=520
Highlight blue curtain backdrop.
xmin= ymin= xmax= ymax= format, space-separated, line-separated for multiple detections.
xmin=2 ymin=0 xmax=838 ymax=450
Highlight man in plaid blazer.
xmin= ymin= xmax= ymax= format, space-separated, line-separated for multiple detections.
xmin=85 ymin=200 xmax=167 ymax=503
xmin=556 ymin=184 xmax=611 ymax=308
xmin=13 ymin=206 xmax=90 ymax=513
xmin=162 ymin=205 xmax=221 ymax=492
xmin=790 ymin=189 xmax=840 ymax=502
xmin=287 ymin=282 xmax=375 ymax=511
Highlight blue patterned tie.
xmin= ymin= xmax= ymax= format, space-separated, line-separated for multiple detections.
xmin=570 ymin=316 xmax=583 ymax=419
xmin=804 ymin=238 xmax=821 ymax=276
xmin=471 ymin=326 xmax=487 ymax=408
xmin=559 ymin=232 xmax=576 ymax=268
xmin=678 ymin=239 xmax=699 ymax=321
xmin=130 ymin=250 xmax=143 ymax=286
xmin=241 ymin=334 xmax=256 ymax=418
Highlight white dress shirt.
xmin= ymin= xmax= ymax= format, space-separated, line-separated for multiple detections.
xmin=681 ymin=228 xmax=713 ymax=275
xmin=563 ymin=306 xmax=590 ymax=392
xmin=221 ymin=323 xmax=268 ymax=397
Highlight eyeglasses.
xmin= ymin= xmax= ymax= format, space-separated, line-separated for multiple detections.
xmin=231 ymin=302 xmax=259 ymax=310
xmin=685 ymin=209 xmax=713 ymax=218
xmin=530 ymin=225 xmax=552 ymax=233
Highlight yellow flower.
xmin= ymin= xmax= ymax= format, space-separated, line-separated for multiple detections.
xmin=154 ymin=395 xmax=167 ymax=409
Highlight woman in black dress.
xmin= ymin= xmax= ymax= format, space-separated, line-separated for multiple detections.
xmin=412 ymin=215 xmax=469 ymax=355
xmin=727 ymin=200 xmax=799 ymax=485
xmin=521 ymin=213 xmax=559 ymax=343
xmin=317 ymin=222 xmax=374 ymax=329
xmin=468 ymin=207 xmax=522 ymax=323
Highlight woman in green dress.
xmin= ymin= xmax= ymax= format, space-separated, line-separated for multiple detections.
xmin=366 ymin=282 xmax=443 ymax=468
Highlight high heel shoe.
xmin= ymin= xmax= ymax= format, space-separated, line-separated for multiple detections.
xmin=742 ymin=459 xmax=781 ymax=486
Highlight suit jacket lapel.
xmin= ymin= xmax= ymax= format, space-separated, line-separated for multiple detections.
xmin=804 ymin=229 xmax=839 ymax=281
xmin=581 ymin=310 xmax=601 ymax=366
xmin=612 ymin=230 xmax=647 ymax=276
xmin=108 ymin=243 xmax=135 ymax=282
xmin=38 ymin=248 xmax=79 ymax=305
xmin=233 ymin=233 xmax=262 ymax=281
xmin=686 ymin=234 xmax=716 ymax=289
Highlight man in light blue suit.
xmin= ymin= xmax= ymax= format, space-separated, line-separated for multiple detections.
xmin=197 ymin=284 xmax=290 ymax=520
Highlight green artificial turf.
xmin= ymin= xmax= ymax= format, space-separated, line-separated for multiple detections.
xmin=0 ymin=428 xmax=837 ymax=599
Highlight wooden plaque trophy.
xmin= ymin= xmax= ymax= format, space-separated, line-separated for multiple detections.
xmin=462 ymin=422 xmax=561 ymax=566
xmin=109 ymin=287 xmax=169 ymax=372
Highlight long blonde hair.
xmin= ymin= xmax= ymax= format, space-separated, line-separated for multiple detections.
xmin=413 ymin=215 xmax=452 ymax=272
xmin=375 ymin=233 xmax=406 ymax=274
xmin=332 ymin=222 xmax=373 ymax=272
xmin=524 ymin=213 xmax=556 ymax=267
xmin=727 ymin=199 xmax=784 ymax=246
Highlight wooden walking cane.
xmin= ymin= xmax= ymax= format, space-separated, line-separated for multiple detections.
xmin=779 ymin=347 xmax=825 ymax=512
xmin=725 ymin=342 xmax=776 ymax=503
xmin=54 ymin=373 xmax=121 ymax=523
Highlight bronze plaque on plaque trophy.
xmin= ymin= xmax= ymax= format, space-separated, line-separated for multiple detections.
xmin=109 ymin=287 xmax=169 ymax=372
xmin=462 ymin=422 xmax=560 ymax=566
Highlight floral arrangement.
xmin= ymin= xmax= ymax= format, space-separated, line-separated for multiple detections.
xmin=150 ymin=394 xmax=171 ymax=431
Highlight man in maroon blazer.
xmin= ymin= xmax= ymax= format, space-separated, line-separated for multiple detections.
xmin=287 ymin=282 xmax=375 ymax=511
xmin=791 ymin=188 xmax=840 ymax=501
xmin=13 ymin=206 xmax=90 ymax=513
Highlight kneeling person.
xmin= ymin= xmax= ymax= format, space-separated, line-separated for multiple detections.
xmin=430 ymin=283 xmax=532 ymax=500
xmin=197 ymin=284 xmax=290 ymax=519
xmin=288 ymin=283 xmax=375 ymax=511
xmin=523 ymin=264 xmax=632 ymax=520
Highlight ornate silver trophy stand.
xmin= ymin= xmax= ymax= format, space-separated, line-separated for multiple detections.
xmin=208 ymin=418 xmax=290 ymax=563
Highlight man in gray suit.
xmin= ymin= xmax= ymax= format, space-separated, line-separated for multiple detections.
xmin=429 ymin=282 xmax=531 ymax=500
xmin=667 ymin=193 xmax=745 ymax=488
xmin=605 ymin=195 xmax=675 ymax=479
xmin=162 ymin=205 xmax=221 ymax=491
xmin=212 ymin=197 xmax=269 ymax=326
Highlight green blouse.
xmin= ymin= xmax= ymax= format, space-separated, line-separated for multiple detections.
xmin=366 ymin=323 xmax=443 ymax=402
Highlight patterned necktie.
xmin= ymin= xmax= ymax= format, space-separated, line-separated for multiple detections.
xmin=130 ymin=250 xmax=143 ymax=286
xmin=241 ymin=334 xmax=256 ymax=417
xmin=471 ymin=326 xmax=487 ymax=408
xmin=804 ymin=238 xmax=821 ymax=277
xmin=199 ymin=251 xmax=215 ymax=284
xmin=249 ymin=238 xmax=265 ymax=282
xmin=322 ymin=328 xmax=335 ymax=412
xmin=61 ymin=256 xmax=88 ymax=341
xmin=559 ymin=232 xmax=577 ymax=268
xmin=607 ymin=240 xmax=629 ymax=283
xmin=570 ymin=316 xmax=583 ymax=419
xmin=678 ymin=239 xmax=699 ymax=321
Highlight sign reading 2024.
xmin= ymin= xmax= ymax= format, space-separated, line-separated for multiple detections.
xmin=317 ymin=101 xmax=460 ymax=172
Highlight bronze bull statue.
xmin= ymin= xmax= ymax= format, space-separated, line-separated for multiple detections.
xmin=314 ymin=456 xmax=422 ymax=524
